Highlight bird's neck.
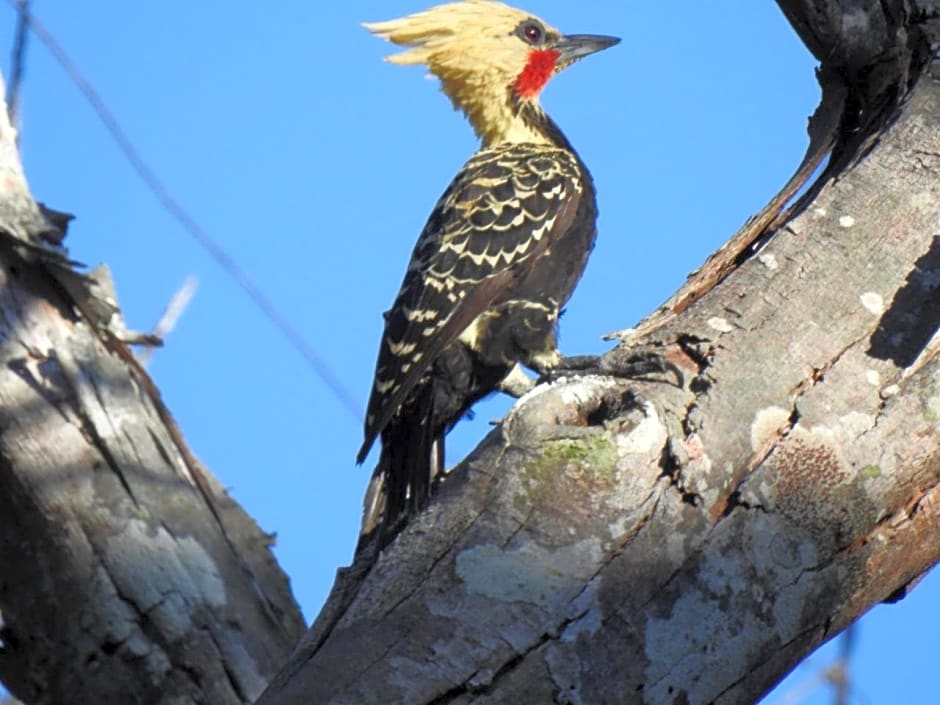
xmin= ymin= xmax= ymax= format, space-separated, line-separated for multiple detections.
xmin=461 ymin=88 xmax=570 ymax=150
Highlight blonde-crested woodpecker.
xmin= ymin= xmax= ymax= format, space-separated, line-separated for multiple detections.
xmin=359 ymin=0 xmax=619 ymax=542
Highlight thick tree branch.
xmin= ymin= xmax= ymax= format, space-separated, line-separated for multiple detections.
xmin=258 ymin=4 xmax=940 ymax=704
xmin=0 ymin=3 xmax=937 ymax=704
xmin=0 ymin=76 xmax=305 ymax=705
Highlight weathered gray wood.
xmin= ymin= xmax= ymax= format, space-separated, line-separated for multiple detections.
xmin=258 ymin=4 xmax=940 ymax=704
xmin=1 ymin=3 xmax=938 ymax=704
xmin=0 ymin=76 xmax=305 ymax=705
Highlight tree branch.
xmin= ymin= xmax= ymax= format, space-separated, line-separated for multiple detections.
xmin=258 ymin=4 xmax=940 ymax=704
xmin=0 ymin=74 xmax=305 ymax=705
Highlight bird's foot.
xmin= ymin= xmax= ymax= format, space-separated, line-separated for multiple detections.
xmin=497 ymin=363 xmax=537 ymax=398
xmin=539 ymin=350 xmax=684 ymax=388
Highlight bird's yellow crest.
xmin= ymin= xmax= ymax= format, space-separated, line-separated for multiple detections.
xmin=364 ymin=1 xmax=565 ymax=145
xmin=364 ymin=1 xmax=555 ymax=67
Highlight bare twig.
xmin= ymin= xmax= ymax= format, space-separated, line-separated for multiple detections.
xmin=137 ymin=275 xmax=198 ymax=367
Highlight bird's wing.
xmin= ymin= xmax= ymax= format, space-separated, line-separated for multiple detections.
xmin=358 ymin=144 xmax=583 ymax=462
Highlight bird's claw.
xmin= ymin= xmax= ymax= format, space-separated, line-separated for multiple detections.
xmin=539 ymin=350 xmax=684 ymax=388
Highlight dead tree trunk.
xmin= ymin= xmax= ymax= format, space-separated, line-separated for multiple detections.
xmin=1 ymin=3 xmax=938 ymax=705
xmin=258 ymin=3 xmax=940 ymax=704
xmin=0 ymin=76 xmax=305 ymax=704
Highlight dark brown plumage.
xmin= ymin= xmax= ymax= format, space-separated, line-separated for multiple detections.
xmin=360 ymin=1 xmax=619 ymax=542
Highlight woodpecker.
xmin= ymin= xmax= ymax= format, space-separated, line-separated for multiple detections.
xmin=359 ymin=1 xmax=619 ymax=542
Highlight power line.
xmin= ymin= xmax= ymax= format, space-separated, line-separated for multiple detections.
xmin=6 ymin=0 xmax=28 ymax=129
xmin=4 ymin=1 xmax=363 ymax=423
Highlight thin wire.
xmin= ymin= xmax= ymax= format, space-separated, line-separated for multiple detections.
xmin=6 ymin=0 xmax=28 ymax=129
xmin=6 ymin=2 xmax=363 ymax=422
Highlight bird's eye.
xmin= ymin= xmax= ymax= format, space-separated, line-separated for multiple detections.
xmin=518 ymin=21 xmax=544 ymax=45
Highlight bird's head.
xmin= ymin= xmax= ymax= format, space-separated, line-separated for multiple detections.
xmin=364 ymin=1 xmax=620 ymax=146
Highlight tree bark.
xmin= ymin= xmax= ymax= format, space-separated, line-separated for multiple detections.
xmin=258 ymin=3 xmax=940 ymax=704
xmin=2 ymin=3 xmax=938 ymax=705
xmin=0 ymin=77 xmax=305 ymax=704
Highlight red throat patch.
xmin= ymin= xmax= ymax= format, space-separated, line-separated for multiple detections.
xmin=513 ymin=49 xmax=561 ymax=99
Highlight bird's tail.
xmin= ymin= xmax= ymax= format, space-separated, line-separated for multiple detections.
xmin=358 ymin=381 xmax=442 ymax=547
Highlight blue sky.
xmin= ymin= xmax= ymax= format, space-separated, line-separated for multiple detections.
xmin=2 ymin=2 xmax=936 ymax=703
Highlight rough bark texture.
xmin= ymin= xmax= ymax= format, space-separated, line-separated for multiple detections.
xmin=1 ymin=2 xmax=938 ymax=705
xmin=0 ymin=80 xmax=305 ymax=703
xmin=258 ymin=3 xmax=940 ymax=704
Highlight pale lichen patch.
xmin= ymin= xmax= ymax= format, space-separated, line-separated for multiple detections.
xmin=456 ymin=539 xmax=602 ymax=608
xmin=555 ymin=377 xmax=620 ymax=406
xmin=839 ymin=411 xmax=875 ymax=439
xmin=707 ymin=317 xmax=734 ymax=333
xmin=859 ymin=291 xmax=884 ymax=315
xmin=642 ymin=514 xmax=820 ymax=704
xmin=880 ymin=384 xmax=901 ymax=399
xmin=513 ymin=375 xmax=619 ymax=412
xmin=838 ymin=215 xmax=855 ymax=228
xmin=102 ymin=518 xmax=228 ymax=634
xmin=758 ymin=253 xmax=779 ymax=270
xmin=615 ymin=402 xmax=666 ymax=456
xmin=865 ymin=369 xmax=880 ymax=386
xmin=750 ymin=406 xmax=791 ymax=452
xmin=175 ymin=535 xmax=228 ymax=608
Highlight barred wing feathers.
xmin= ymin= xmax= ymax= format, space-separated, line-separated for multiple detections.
xmin=358 ymin=144 xmax=583 ymax=462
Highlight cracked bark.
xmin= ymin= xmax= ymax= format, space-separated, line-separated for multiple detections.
xmin=0 ymin=78 xmax=305 ymax=704
xmin=257 ymin=3 xmax=940 ymax=705
xmin=0 ymin=2 xmax=937 ymax=704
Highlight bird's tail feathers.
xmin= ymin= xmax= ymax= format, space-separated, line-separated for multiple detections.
xmin=358 ymin=382 xmax=443 ymax=549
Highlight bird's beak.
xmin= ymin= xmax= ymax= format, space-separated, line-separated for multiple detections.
xmin=553 ymin=34 xmax=621 ymax=68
